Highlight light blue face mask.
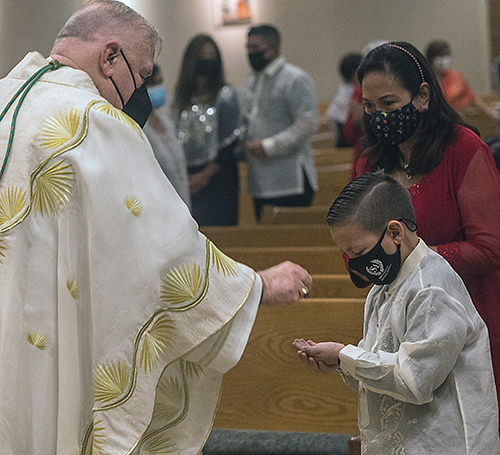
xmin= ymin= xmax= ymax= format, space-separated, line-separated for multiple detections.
xmin=147 ymin=84 xmax=167 ymax=109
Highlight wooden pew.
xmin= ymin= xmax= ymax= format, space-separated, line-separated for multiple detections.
xmin=260 ymin=205 xmax=330 ymax=225
xmin=314 ymin=147 xmax=353 ymax=167
xmin=202 ymin=224 xmax=332 ymax=248
xmin=312 ymin=130 xmax=335 ymax=149
xmin=313 ymin=165 xmax=351 ymax=206
xmin=460 ymin=92 xmax=500 ymax=140
xmin=223 ymin=246 xmax=345 ymax=274
xmin=238 ymin=162 xmax=257 ymax=226
xmin=310 ymin=274 xmax=370 ymax=299
xmin=318 ymin=100 xmax=330 ymax=117
xmin=251 ymin=165 xmax=349 ymax=223
xmin=237 ymin=148 xmax=352 ymax=225
xmin=214 ymin=297 xmax=364 ymax=434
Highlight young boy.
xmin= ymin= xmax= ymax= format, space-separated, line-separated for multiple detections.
xmin=293 ymin=171 xmax=500 ymax=454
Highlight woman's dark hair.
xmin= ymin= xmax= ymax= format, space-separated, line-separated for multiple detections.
xmin=325 ymin=170 xmax=415 ymax=233
xmin=173 ymin=34 xmax=225 ymax=114
xmin=340 ymin=53 xmax=363 ymax=83
xmin=356 ymin=41 xmax=476 ymax=176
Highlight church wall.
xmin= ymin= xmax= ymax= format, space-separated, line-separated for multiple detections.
xmin=0 ymin=0 xmax=490 ymax=102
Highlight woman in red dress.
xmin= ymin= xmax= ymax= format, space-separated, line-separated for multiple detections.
xmin=349 ymin=42 xmax=500 ymax=412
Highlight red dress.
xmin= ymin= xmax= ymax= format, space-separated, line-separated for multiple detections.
xmin=354 ymin=125 xmax=500 ymax=401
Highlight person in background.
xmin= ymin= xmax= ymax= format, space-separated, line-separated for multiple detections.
xmin=242 ymin=24 xmax=318 ymax=222
xmin=173 ymin=34 xmax=240 ymax=226
xmin=351 ymin=41 xmax=500 ymax=420
xmin=144 ymin=64 xmax=191 ymax=207
xmin=294 ymin=171 xmax=500 ymax=454
xmin=425 ymin=39 xmax=500 ymax=120
xmin=327 ymin=52 xmax=362 ymax=148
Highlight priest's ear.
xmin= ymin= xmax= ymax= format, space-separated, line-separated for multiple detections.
xmin=100 ymin=41 xmax=121 ymax=77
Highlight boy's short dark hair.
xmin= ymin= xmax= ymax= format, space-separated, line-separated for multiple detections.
xmin=248 ymin=24 xmax=281 ymax=47
xmin=325 ymin=170 xmax=416 ymax=233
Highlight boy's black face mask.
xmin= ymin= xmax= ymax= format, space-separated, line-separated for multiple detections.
xmin=348 ymin=225 xmax=401 ymax=285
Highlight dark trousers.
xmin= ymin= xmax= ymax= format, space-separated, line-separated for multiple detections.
xmin=253 ymin=172 xmax=314 ymax=221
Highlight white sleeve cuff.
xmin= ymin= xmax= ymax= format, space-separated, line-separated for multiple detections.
xmin=261 ymin=137 xmax=276 ymax=156
xmin=339 ymin=344 xmax=365 ymax=378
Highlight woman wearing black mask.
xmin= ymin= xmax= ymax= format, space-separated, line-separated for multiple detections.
xmin=349 ymin=41 xmax=500 ymax=422
xmin=173 ymin=34 xmax=240 ymax=226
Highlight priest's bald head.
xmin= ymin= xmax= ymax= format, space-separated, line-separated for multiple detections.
xmin=50 ymin=0 xmax=161 ymax=111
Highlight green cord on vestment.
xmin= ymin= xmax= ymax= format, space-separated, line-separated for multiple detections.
xmin=0 ymin=59 xmax=62 ymax=182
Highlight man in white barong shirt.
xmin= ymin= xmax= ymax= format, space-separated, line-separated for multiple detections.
xmin=0 ymin=2 xmax=312 ymax=454
xmin=243 ymin=24 xmax=319 ymax=221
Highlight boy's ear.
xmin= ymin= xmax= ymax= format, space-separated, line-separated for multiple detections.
xmin=387 ymin=220 xmax=405 ymax=244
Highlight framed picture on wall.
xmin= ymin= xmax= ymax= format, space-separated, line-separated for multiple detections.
xmin=213 ymin=0 xmax=252 ymax=26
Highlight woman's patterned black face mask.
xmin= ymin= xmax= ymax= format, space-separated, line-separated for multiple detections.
xmin=366 ymin=101 xmax=422 ymax=145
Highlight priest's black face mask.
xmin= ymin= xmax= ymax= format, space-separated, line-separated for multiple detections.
xmin=110 ymin=50 xmax=152 ymax=128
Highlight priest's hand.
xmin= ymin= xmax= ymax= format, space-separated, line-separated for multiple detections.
xmin=258 ymin=261 xmax=312 ymax=306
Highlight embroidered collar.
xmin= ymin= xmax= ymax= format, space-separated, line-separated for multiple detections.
xmin=263 ymin=56 xmax=285 ymax=78
xmin=386 ymin=238 xmax=430 ymax=296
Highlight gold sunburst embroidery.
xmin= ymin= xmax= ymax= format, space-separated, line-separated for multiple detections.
xmin=96 ymin=103 xmax=141 ymax=134
xmin=141 ymin=433 xmax=176 ymax=454
xmin=40 ymin=108 xmax=80 ymax=150
xmin=153 ymin=376 xmax=184 ymax=423
xmin=0 ymin=237 xmax=5 ymax=264
xmin=94 ymin=360 xmax=130 ymax=404
xmin=0 ymin=187 xmax=27 ymax=225
xmin=184 ymin=360 xmax=204 ymax=379
xmin=140 ymin=315 xmax=176 ymax=373
xmin=160 ymin=263 xmax=202 ymax=306
xmin=210 ymin=242 xmax=238 ymax=277
xmin=33 ymin=160 xmax=75 ymax=216
xmin=66 ymin=279 xmax=79 ymax=300
xmin=27 ymin=332 xmax=48 ymax=350
xmin=124 ymin=196 xmax=143 ymax=218
xmin=92 ymin=418 xmax=106 ymax=455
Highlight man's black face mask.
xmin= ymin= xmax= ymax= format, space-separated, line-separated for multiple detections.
xmin=110 ymin=50 xmax=152 ymax=128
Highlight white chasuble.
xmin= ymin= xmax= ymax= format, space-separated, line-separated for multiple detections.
xmin=0 ymin=52 xmax=261 ymax=455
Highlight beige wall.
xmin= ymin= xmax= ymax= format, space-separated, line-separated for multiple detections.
xmin=139 ymin=0 xmax=492 ymax=102
xmin=0 ymin=0 xmax=491 ymax=103
xmin=0 ymin=0 xmax=81 ymax=78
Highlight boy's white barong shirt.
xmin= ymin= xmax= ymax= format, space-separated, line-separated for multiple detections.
xmin=339 ymin=239 xmax=500 ymax=454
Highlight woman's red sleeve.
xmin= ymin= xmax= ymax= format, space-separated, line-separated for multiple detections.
xmin=437 ymin=146 xmax=500 ymax=279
